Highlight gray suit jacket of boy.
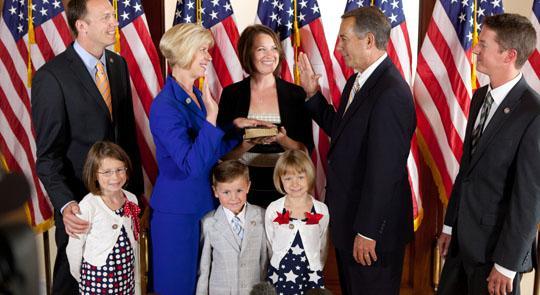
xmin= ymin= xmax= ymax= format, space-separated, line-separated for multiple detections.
xmin=196 ymin=203 xmax=268 ymax=295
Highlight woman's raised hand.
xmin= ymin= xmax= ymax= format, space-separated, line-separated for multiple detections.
xmin=202 ymin=78 xmax=218 ymax=125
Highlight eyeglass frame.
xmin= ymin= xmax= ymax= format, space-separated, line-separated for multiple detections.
xmin=97 ymin=167 xmax=128 ymax=177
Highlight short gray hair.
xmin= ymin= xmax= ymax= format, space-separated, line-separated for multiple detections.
xmin=342 ymin=6 xmax=390 ymax=50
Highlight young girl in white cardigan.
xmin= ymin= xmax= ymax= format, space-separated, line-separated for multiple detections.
xmin=67 ymin=141 xmax=140 ymax=294
xmin=265 ymin=150 xmax=329 ymax=294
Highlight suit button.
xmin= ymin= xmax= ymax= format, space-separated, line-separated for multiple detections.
xmin=112 ymin=224 xmax=118 ymax=229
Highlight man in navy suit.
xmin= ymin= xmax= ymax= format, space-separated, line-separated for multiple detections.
xmin=31 ymin=0 xmax=143 ymax=293
xmin=298 ymin=6 xmax=416 ymax=295
xmin=438 ymin=13 xmax=540 ymax=295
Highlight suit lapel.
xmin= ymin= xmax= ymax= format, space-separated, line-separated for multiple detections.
xmin=66 ymin=45 xmax=112 ymax=121
xmin=213 ymin=207 xmax=241 ymax=252
xmin=105 ymin=51 xmax=120 ymax=122
xmin=236 ymin=78 xmax=251 ymax=117
xmin=240 ymin=204 xmax=261 ymax=254
xmin=276 ymin=78 xmax=289 ymax=126
xmin=329 ymin=58 xmax=392 ymax=152
xmin=467 ymin=78 xmax=526 ymax=173
xmin=170 ymin=78 xmax=207 ymax=121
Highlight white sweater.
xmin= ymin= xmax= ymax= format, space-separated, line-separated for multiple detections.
xmin=265 ymin=196 xmax=329 ymax=271
xmin=66 ymin=190 xmax=140 ymax=294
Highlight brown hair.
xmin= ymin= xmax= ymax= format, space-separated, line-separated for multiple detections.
xmin=66 ymin=0 xmax=90 ymax=37
xmin=342 ymin=6 xmax=391 ymax=51
xmin=483 ymin=13 xmax=536 ymax=68
xmin=83 ymin=141 xmax=132 ymax=195
xmin=238 ymin=24 xmax=283 ymax=76
xmin=212 ymin=160 xmax=250 ymax=185
xmin=273 ymin=150 xmax=315 ymax=195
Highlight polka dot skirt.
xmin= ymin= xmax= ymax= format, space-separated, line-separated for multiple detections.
xmin=79 ymin=207 xmax=135 ymax=295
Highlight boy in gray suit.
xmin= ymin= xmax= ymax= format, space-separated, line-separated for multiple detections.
xmin=196 ymin=160 xmax=268 ymax=295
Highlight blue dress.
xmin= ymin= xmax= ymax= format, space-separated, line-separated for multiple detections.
xmin=267 ymin=214 xmax=325 ymax=294
xmin=149 ymin=76 xmax=239 ymax=294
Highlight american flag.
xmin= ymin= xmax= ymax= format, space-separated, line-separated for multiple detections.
xmin=413 ymin=0 xmax=503 ymax=205
xmin=256 ymin=0 xmax=341 ymax=200
xmin=0 ymin=0 xmax=71 ymax=230
xmin=332 ymin=0 xmax=422 ymax=229
xmin=173 ymin=0 xmax=243 ymax=101
xmin=523 ymin=0 xmax=540 ymax=93
xmin=115 ymin=0 xmax=164 ymax=198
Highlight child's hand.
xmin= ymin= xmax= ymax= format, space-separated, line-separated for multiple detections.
xmin=63 ymin=202 xmax=89 ymax=238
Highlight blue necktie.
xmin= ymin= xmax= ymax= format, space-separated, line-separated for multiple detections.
xmin=231 ymin=216 xmax=244 ymax=240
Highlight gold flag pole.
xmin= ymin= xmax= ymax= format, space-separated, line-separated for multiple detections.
xmin=293 ymin=0 xmax=301 ymax=84
xmin=196 ymin=0 xmax=204 ymax=90
xmin=27 ymin=0 xmax=35 ymax=87
xmin=113 ymin=0 xmax=121 ymax=53
xmin=471 ymin=0 xmax=479 ymax=91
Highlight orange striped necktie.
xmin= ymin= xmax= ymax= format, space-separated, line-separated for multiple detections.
xmin=95 ymin=61 xmax=112 ymax=117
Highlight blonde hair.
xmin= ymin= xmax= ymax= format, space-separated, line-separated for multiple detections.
xmin=159 ymin=23 xmax=214 ymax=68
xmin=273 ymin=150 xmax=315 ymax=195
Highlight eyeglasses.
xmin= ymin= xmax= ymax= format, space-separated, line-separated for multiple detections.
xmin=97 ymin=167 xmax=127 ymax=177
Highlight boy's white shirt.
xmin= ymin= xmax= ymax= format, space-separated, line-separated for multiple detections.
xmin=265 ymin=195 xmax=329 ymax=272
xmin=65 ymin=189 xmax=141 ymax=294
xmin=223 ymin=204 xmax=246 ymax=228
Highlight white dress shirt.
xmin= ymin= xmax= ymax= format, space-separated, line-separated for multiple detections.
xmin=223 ymin=204 xmax=247 ymax=230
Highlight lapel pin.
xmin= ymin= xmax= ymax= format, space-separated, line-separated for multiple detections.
xmin=185 ymin=97 xmax=191 ymax=104
xmin=504 ymin=107 xmax=510 ymax=114
xmin=109 ymin=57 xmax=114 ymax=63
xmin=250 ymin=220 xmax=256 ymax=226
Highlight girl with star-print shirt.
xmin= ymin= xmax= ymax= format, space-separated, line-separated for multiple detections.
xmin=265 ymin=150 xmax=329 ymax=294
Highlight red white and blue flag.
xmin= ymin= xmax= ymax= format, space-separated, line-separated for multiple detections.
xmin=256 ymin=0 xmax=341 ymax=201
xmin=413 ymin=0 xmax=503 ymax=205
xmin=115 ymin=0 xmax=164 ymax=198
xmin=523 ymin=0 xmax=540 ymax=93
xmin=173 ymin=0 xmax=243 ymax=100
xmin=0 ymin=0 xmax=71 ymax=231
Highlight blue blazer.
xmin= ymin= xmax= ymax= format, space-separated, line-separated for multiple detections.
xmin=149 ymin=76 xmax=239 ymax=217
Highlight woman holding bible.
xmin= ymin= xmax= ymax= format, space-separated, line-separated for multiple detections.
xmin=217 ymin=24 xmax=314 ymax=208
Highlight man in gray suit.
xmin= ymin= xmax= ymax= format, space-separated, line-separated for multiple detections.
xmin=196 ymin=161 xmax=267 ymax=295
xmin=438 ymin=13 xmax=540 ymax=295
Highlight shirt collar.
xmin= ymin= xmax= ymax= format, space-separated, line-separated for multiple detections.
xmin=73 ymin=41 xmax=107 ymax=74
xmin=222 ymin=204 xmax=246 ymax=224
xmin=355 ymin=53 xmax=388 ymax=86
xmin=487 ymin=72 xmax=522 ymax=106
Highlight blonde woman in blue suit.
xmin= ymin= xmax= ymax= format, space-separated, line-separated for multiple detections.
xmin=149 ymin=23 xmax=270 ymax=295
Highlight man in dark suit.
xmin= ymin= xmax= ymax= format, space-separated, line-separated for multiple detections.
xmin=31 ymin=0 xmax=143 ymax=293
xmin=298 ymin=6 xmax=416 ymax=294
xmin=437 ymin=13 xmax=540 ymax=295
